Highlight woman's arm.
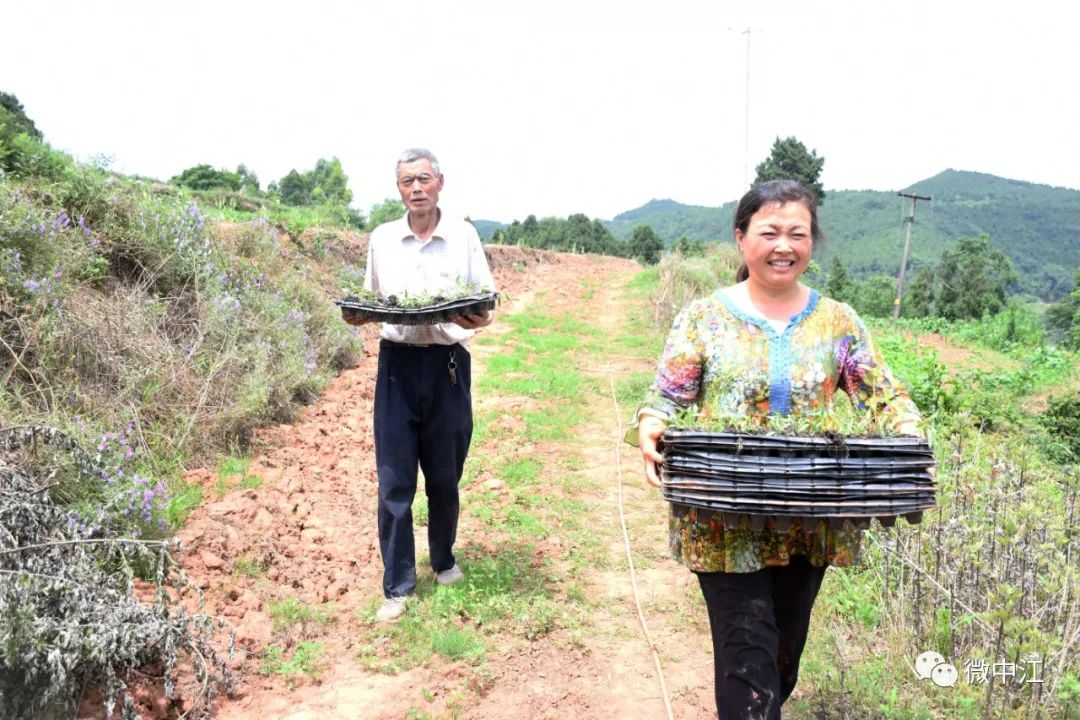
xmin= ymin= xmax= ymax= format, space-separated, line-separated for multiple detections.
xmin=634 ymin=301 xmax=709 ymax=486
xmin=836 ymin=309 xmax=924 ymax=435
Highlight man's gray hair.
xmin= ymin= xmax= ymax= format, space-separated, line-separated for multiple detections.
xmin=396 ymin=148 xmax=441 ymax=177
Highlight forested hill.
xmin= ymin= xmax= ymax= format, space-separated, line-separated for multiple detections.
xmin=605 ymin=199 xmax=735 ymax=247
xmin=602 ymin=170 xmax=1080 ymax=301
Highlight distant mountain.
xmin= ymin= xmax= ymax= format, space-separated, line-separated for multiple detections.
xmin=469 ymin=219 xmax=505 ymax=239
xmin=603 ymin=171 xmax=1080 ymax=300
xmin=606 ymin=199 xmax=733 ymax=245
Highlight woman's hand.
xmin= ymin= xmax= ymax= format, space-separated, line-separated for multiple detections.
xmin=894 ymin=419 xmax=919 ymax=436
xmin=638 ymin=415 xmax=668 ymax=489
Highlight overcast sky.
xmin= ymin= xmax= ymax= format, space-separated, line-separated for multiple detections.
xmin=3 ymin=0 xmax=1077 ymax=223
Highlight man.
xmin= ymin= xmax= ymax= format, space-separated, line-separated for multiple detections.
xmin=343 ymin=148 xmax=495 ymax=623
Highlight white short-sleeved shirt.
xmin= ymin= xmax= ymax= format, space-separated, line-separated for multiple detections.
xmin=364 ymin=211 xmax=496 ymax=347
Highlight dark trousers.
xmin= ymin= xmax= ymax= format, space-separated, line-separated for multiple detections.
xmin=374 ymin=341 xmax=473 ymax=598
xmin=696 ymin=556 xmax=828 ymax=720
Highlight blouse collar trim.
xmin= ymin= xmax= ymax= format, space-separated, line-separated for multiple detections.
xmin=714 ymin=286 xmax=820 ymax=337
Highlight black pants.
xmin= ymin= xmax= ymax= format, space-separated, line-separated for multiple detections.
xmin=696 ymin=556 xmax=828 ymax=720
xmin=374 ymin=341 xmax=473 ymax=598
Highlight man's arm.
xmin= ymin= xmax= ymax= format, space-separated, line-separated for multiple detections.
xmin=452 ymin=310 xmax=494 ymax=329
xmin=452 ymin=224 xmax=496 ymax=330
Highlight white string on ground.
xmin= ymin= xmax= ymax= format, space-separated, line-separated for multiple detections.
xmin=607 ymin=366 xmax=675 ymax=720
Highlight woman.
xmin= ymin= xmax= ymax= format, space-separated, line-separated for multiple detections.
xmin=636 ymin=179 xmax=924 ymax=719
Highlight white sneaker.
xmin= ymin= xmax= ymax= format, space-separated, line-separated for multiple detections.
xmin=435 ymin=564 xmax=465 ymax=586
xmin=376 ymin=596 xmax=410 ymax=623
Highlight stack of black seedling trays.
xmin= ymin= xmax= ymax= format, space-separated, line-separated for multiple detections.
xmin=337 ymin=291 xmax=499 ymax=325
xmin=658 ymin=429 xmax=936 ymax=519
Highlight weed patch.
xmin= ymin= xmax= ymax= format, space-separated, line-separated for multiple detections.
xmin=259 ymin=641 xmax=325 ymax=688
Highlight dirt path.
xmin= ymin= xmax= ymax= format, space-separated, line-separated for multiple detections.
xmin=162 ymin=252 xmax=715 ymax=720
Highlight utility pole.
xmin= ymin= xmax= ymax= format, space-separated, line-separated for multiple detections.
xmin=893 ymin=191 xmax=932 ymax=320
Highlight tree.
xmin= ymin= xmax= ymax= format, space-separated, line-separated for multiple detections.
xmin=849 ymin=275 xmax=897 ymax=318
xmin=1046 ymin=268 xmax=1080 ymax=349
xmin=497 ymin=212 xmax=623 ymax=256
xmin=936 ymin=235 xmax=1017 ymax=320
xmin=309 ymin=157 xmax=352 ymax=206
xmin=278 ymin=169 xmax=313 ymax=206
xmin=825 ymin=256 xmax=851 ymax=303
xmin=275 ymin=157 xmax=353 ymax=207
xmin=628 ymin=225 xmax=664 ymax=265
xmin=366 ymin=198 xmax=406 ymax=230
xmin=169 ymin=164 xmax=241 ymax=191
xmin=1 ymin=91 xmax=59 ymax=176
xmin=0 ymin=92 xmax=42 ymax=139
xmin=236 ymin=164 xmax=260 ymax=193
xmin=902 ymin=265 xmax=937 ymax=318
xmin=754 ymin=136 xmax=825 ymax=204
xmin=673 ymin=236 xmax=704 ymax=256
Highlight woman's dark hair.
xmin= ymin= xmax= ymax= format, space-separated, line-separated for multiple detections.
xmin=733 ymin=179 xmax=823 ymax=282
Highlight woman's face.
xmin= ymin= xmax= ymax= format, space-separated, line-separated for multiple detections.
xmin=735 ymin=201 xmax=813 ymax=292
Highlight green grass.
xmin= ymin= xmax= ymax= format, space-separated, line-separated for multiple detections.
xmin=259 ymin=641 xmax=325 ymax=688
xmin=357 ymin=551 xmax=572 ymax=672
xmin=164 ymin=479 xmax=203 ymax=526
xmin=506 ymin=506 xmax=549 ymax=539
xmin=232 ymin=554 xmax=267 ymax=578
xmin=615 ymin=371 xmax=654 ymax=409
xmin=467 ymin=302 xmax=602 ymax=554
xmin=624 ymin=265 xmax=660 ymax=296
xmin=499 ymin=458 xmax=542 ymax=487
xmin=523 ymin=407 xmax=583 ymax=441
xmin=817 ymin=566 xmax=883 ymax=630
xmin=267 ymin=597 xmax=336 ymax=631
xmin=470 ymin=409 xmax=499 ymax=445
xmin=214 ymin=454 xmax=261 ymax=494
xmin=429 ymin=626 xmax=485 ymax=661
xmin=413 ymin=494 xmax=429 ymax=526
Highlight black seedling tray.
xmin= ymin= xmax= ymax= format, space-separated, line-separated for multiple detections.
xmin=661 ymin=475 xmax=935 ymax=492
xmin=661 ymin=489 xmax=934 ymax=517
xmin=666 ymin=452 xmax=935 ymax=474
xmin=661 ymin=429 xmax=934 ymax=459
xmin=337 ymin=292 xmax=499 ymax=325
xmin=658 ymin=429 xmax=937 ymax=519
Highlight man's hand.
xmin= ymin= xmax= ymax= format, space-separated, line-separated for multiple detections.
xmin=638 ymin=415 xmax=667 ymax=489
xmin=341 ymin=308 xmax=371 ymax=327
xmin=452 ymin=310 xmax=494 ymax=330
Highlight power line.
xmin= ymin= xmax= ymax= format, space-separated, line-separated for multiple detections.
xmin=742 ymin=27 xmax=751 ymax=189
xmin=727 ymin=26 xmax=760 ymax=191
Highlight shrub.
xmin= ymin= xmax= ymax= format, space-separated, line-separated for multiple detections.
xmin=1041 ymin=393 xmax=1080 ymax=460
xmin=0 ymin=426 xmax=232 ymax=719
xmin=651 ymin=245 xmax=741 ymax=328
xmin=2 ymin=175 xmax=363 ymax=462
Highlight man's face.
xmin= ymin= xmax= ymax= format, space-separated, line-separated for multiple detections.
xmin=396 ymin=158 xmax=444 ymax=214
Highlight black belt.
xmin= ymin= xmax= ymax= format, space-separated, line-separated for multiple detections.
xmin=379 ymin=339 xmax=457 ymax=350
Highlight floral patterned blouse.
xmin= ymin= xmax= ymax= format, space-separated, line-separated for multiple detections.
xmin=641 ymin=287 xmax=923 ymax=573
